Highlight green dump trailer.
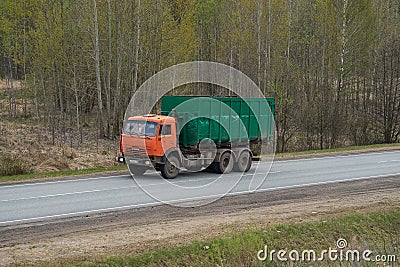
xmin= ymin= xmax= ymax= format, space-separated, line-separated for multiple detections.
xmin=161 ymin=96 xmax=275 ymax=148
xmin=156 ymin=96 xmax=274 ymax=176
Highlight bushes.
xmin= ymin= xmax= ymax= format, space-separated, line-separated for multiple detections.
xmin=0 ymin=154 xmax=32 ymax=176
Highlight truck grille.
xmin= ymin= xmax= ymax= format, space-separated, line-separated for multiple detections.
xmin=128 ymin=146 xmax=148 ymax=156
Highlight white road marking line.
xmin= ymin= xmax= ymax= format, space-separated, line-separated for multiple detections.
xmin=0 ymin=174 xmax=132 ymax=189
xmin=0 ymin=171 xmax=280 ymax=201
xmin=0 ymin=169 xmax=262 ymax=190
xmin=243 ymin=171 xmax=280 ymax=176
xmin=0 ymin=176 xmax=222 ymax=202
xmin=0 ymin=185 xmax=138 ymax=202
xmin=2 ymin=172 xmax=399 ymax=226
xmin=378 ymin=160 xmax=400 ymax=163
xmin=274 ymin=150 xmax=400 ymax=163
xmin=267 ymin=171 xmax=281 ymax=174
xmin=0 ymin=202 xmax=162 ymax=225
xmin=239 ymin=172 xmax=400 ymax=195
xmin=0 ymin=173 xmax=271 ymax=202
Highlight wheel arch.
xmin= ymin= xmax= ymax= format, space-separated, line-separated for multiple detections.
xmin=164 ymin=147 xmax=182 ymax=163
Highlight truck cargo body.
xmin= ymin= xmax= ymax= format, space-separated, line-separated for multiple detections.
xmin=161 ymin=96 xmax=275 ymax=148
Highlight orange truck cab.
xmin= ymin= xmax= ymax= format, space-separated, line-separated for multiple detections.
xmin=119 ymin=114 xmax=180 ymax=178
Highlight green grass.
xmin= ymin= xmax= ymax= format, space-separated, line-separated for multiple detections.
xmin=275 ymin=142 xmax=400 ymax=158
xmin=0 ymin=165 xmax=127 ymax=183
xmin=58 ymin=208 xmax=399 ymax=266
xmin=0 ymin=154 xmax=33 ymax=176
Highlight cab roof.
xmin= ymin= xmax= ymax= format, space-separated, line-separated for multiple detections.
xmin=127 ymin=114 xmax=175 ymax=123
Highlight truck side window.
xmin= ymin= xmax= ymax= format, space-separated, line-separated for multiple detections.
xmin=160 ymin=124 xmax=171 ymax=135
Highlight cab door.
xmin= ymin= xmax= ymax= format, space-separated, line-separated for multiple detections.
xmin=157 ymin=123 xmax=176 ymax=156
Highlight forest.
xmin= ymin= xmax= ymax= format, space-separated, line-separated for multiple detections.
xmin=0 ymin=0 xmax=399 ymax=153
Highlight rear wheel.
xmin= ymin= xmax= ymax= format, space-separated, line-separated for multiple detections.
xmin=215 ymin=152 xmax=234 ymax=174
xmin=128 ymin=165 xmax=147 ymax=176
xmin=161 ymin=155 xmax=180 ymax=179
xmin=234 ymin=151 xmax=252 ymax=172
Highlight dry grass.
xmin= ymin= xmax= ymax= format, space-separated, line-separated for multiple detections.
xmin=0 ymin=79 xmax=120 ymax=176
xmin=0 ymin=120 xmax=119 ymax=175
xmin=0 ymin=79 xmax=21 ymax=90
xmin=0 ymin=153 xmax=32 ymax=176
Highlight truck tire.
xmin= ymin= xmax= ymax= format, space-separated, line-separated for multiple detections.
xmin=234 ymin=151 xmax=252 ymax=172
xmin=129 ymin=165 xmax=147 ymax=176
xmin=161 ymin=155 xmax=180 ymax=179
xmin=215 ymin=152 xmax=234 ymax=174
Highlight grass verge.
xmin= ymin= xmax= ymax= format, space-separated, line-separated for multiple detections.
xmin=0 ymin=154 xmax=32 ymax=176
xmin=60 ymin=209 xmax=400 ymax=266
xmin=0 ymin=165 xmax=127 ymax=183
xmin=274 ymin=142 xmax=400 ymax=158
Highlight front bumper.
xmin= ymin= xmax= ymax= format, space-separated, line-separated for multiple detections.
xmin=126 ymin=157 xmax=153 ymax=167
xmin=117 ymin=152 xmax=162 ymax=167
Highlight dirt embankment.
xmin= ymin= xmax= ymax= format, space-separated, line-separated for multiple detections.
xmin=0 ymin=120 xmax=119 ymax=173
xmin=0 ymin=177 xmax=399 ymax=266
xmin=0 ymin=79 xmax=120 ymax=174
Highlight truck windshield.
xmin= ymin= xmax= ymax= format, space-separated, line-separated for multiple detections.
xmin=124 ymin=120 xmax=158 ymax=137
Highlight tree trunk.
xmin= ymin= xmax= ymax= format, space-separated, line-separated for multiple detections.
xmin=93 ymin=0 xmax=104 ymax=137
xmin=132 ymin=0 xmax=141 ymax=94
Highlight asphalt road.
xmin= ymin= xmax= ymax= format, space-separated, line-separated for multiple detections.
xmin=1 ymin=150 xmax=399 ymax=226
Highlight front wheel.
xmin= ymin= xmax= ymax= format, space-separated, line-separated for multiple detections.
xmin=161 ymin=155 xmax=180 ymax=179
